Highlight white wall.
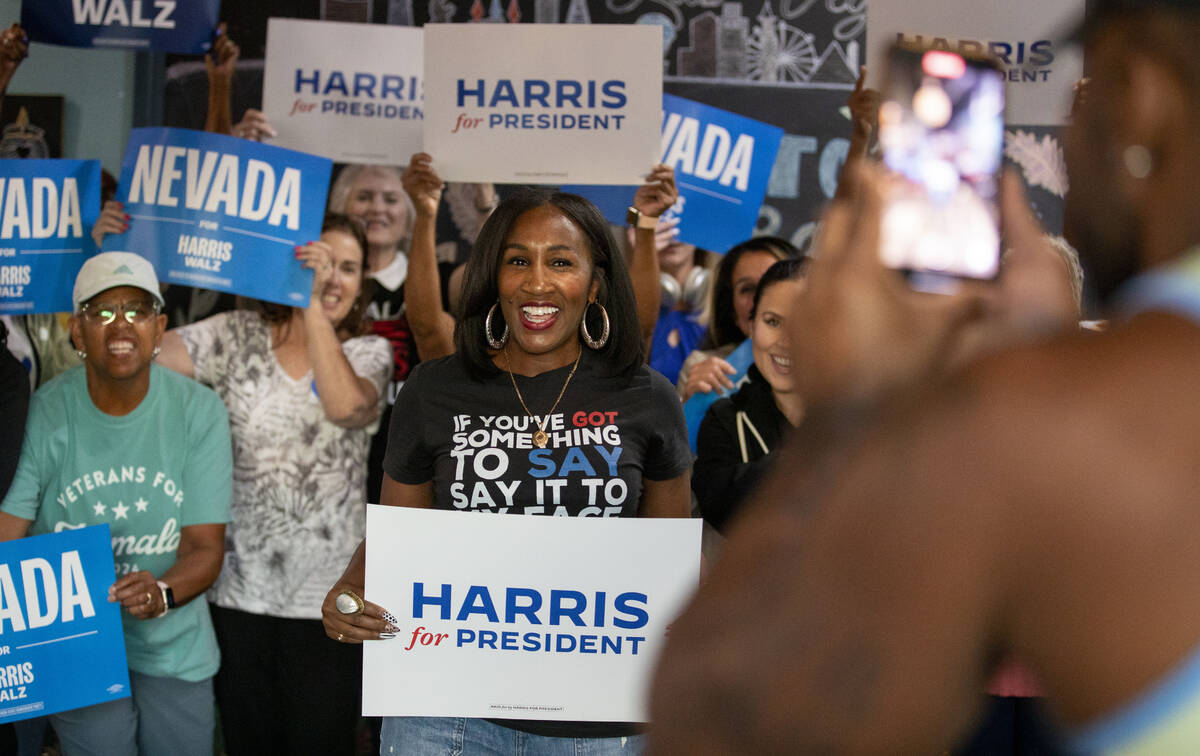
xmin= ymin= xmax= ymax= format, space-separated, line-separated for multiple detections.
xmin=0 ymin=0 xmax=137 ymax=175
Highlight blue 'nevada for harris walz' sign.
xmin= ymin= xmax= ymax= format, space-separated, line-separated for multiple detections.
xmin=0 ymin=159 xmax=100 ymax=315
xmin=566 ymin=95 xmax=784 ymax=254
xmin=0 ymin=525 xmax=129 ymax=724
xmin=106 ymin=128 xmax=332 ymax=307
xmin=21 ymin=0 xmax=220 ymax=54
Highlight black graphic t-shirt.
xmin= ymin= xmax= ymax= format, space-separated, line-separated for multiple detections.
xmin=383 ymin=351 xmax=692 ymax=739
xmin=385 ymin=351 xmax=691 ymax=518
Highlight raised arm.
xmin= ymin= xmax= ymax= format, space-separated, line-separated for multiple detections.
xmin=203 ymin=24 xmax=238 ymax=136
xmin=296 ymin=240 xmax=382 ymax=428
xmin=629 ymin=164 xmax=679 ymax=346
xmin=835 ymin=66 xmax=881 ymax=201
xmin=401 ymin=152 xmax=457 ymax=359
xmin=0 ymin=24 xmax=27 ymax=113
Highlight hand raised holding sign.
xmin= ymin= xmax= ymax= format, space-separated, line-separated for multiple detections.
xmin=629 ymin=164 xmax=680 ymax=344
xmin=205 ymin=23 xmax=238 ymax=83
xmin=402 ymin=152 xmax=458 ymax=360
xmin=232 ymin=109 xmax=277 ymax=142
xmin=295 ymin=238 xmax=338 ymax=305
xmin=402 ymin=152 xmax=446 ymax=219
xmin=91 ymin=200 xmax=130 ymax=249
xmin=633 ymin=163 xmax=679 ymax=219
xmin=0 ymin=23 xmax=27 ymax=83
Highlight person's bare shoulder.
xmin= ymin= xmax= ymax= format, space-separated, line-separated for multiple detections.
xmin=941 ymin=313 xmax=1200 ymax=724
xmin=649 ymin=315 xmax=1200 ymax=752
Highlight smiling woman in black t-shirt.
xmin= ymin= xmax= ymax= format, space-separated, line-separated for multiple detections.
xmin=322 ymin=188 xmax=692 ymax=754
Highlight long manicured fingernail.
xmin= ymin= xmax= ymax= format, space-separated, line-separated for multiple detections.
xmin=385 ymin=623 xmax=399 ymax=633
xmin=381 ymin=611 xmax=399 ymax=626
xmin=379 ymin=632 xmax=397 ymax=640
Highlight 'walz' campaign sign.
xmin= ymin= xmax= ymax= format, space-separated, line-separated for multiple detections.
xmin=21 ymin=0 xmax=220 ymax=54
xmin=0 ymin=525 xmax=129 ymax=724
xmin=106 ymin=128 xmax=332 ymax=307
xmin=0 ymin=159 xmax=100 ymax=315
xmin=363 ymin=507 xmax=700 ymax=721
xmin=564 ymin=95 xmax=783 ymax=253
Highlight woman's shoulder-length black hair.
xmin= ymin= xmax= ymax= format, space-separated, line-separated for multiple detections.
xmin=750 ymin=255 xmax=810 ymax=321
xmin=454 ymin=188 xmax=644 ymax=381
xmin=701 ymin=235 xmax=801 ymax=350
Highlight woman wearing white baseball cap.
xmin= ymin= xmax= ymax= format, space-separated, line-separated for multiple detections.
xmin=0 ymin=250 xmax=233 ymax=756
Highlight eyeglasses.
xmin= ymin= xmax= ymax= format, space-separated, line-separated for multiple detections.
xmin=80 ymin=300 xmax=160 ymax=326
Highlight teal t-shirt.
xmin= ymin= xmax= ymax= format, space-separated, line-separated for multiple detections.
xmin=1 ymin=364 xmax=233 ymax=681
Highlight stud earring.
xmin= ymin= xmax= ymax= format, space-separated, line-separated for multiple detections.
xmin=1123 ymin=144 xmax=1153 ymax=180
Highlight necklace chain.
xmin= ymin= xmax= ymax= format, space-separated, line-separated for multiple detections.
xmin=504 ymin=347 xmax=582 ymax=449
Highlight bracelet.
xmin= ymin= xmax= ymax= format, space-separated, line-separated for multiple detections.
xmin=626 ymin=206 xmax=659 ymax=229
xmin=156 ymin=580 xmax=175 ymax=616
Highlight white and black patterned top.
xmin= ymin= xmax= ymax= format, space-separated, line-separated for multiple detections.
xmin=177 ymin=310 xmax=392 ymax=619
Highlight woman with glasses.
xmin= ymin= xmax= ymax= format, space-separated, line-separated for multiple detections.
xmin=0 ymin=251 xmax=233 ymax=756
xmin=157 ymin=214 xmax=392 ymax=756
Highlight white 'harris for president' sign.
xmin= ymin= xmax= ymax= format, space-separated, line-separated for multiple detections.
xmin=263 ymin=18 xmax=424 ymax=165
xmin=362 ymin=506 xmax=700 ymax=722
xmin=422 ymin=24 xmax=662 ymax=185
xmin=867 ymin=0 xmax=1085 ymax=125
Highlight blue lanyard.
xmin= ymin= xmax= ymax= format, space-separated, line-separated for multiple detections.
xmin=1115 ymin=248 xmax=1200 ymax=323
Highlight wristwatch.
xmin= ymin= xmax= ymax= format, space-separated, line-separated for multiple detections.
xmin=156 ymin=580 xmax=175 ymax=614
xmin=626 ymin=206 xmax=659 ymax=230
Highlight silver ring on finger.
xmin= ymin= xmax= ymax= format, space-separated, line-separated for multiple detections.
xmin=337 ymin=632 xmax=345 ymax=642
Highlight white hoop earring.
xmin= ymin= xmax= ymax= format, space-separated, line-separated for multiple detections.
xmin=485 ymin=301 xmax=508 ymax=350
xmin=74 ymin=349 xmax=86 ymax=360
xmin=580 ymin=301 xmax=610 ymax=350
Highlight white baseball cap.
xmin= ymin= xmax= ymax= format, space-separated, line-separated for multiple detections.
xmin=72 ymin=252 xmax=164 ymax=312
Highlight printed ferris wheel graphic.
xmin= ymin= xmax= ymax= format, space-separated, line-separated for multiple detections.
xmin=746 ymin=2 xmax=818 ymax=83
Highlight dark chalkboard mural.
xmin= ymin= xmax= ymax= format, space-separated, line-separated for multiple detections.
xmin=595 ymin=0 xmax=867 ymax=249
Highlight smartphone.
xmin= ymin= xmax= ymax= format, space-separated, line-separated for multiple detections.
xmin=877 ymin=44 xmax=1005 ymax=283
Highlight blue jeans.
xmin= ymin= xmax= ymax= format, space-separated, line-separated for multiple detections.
xmin=381 ymin=717 xmax=644 ymax=756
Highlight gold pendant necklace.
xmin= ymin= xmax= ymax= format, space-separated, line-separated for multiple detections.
xmin=504 ymin=346 xmax=581 ymax=449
